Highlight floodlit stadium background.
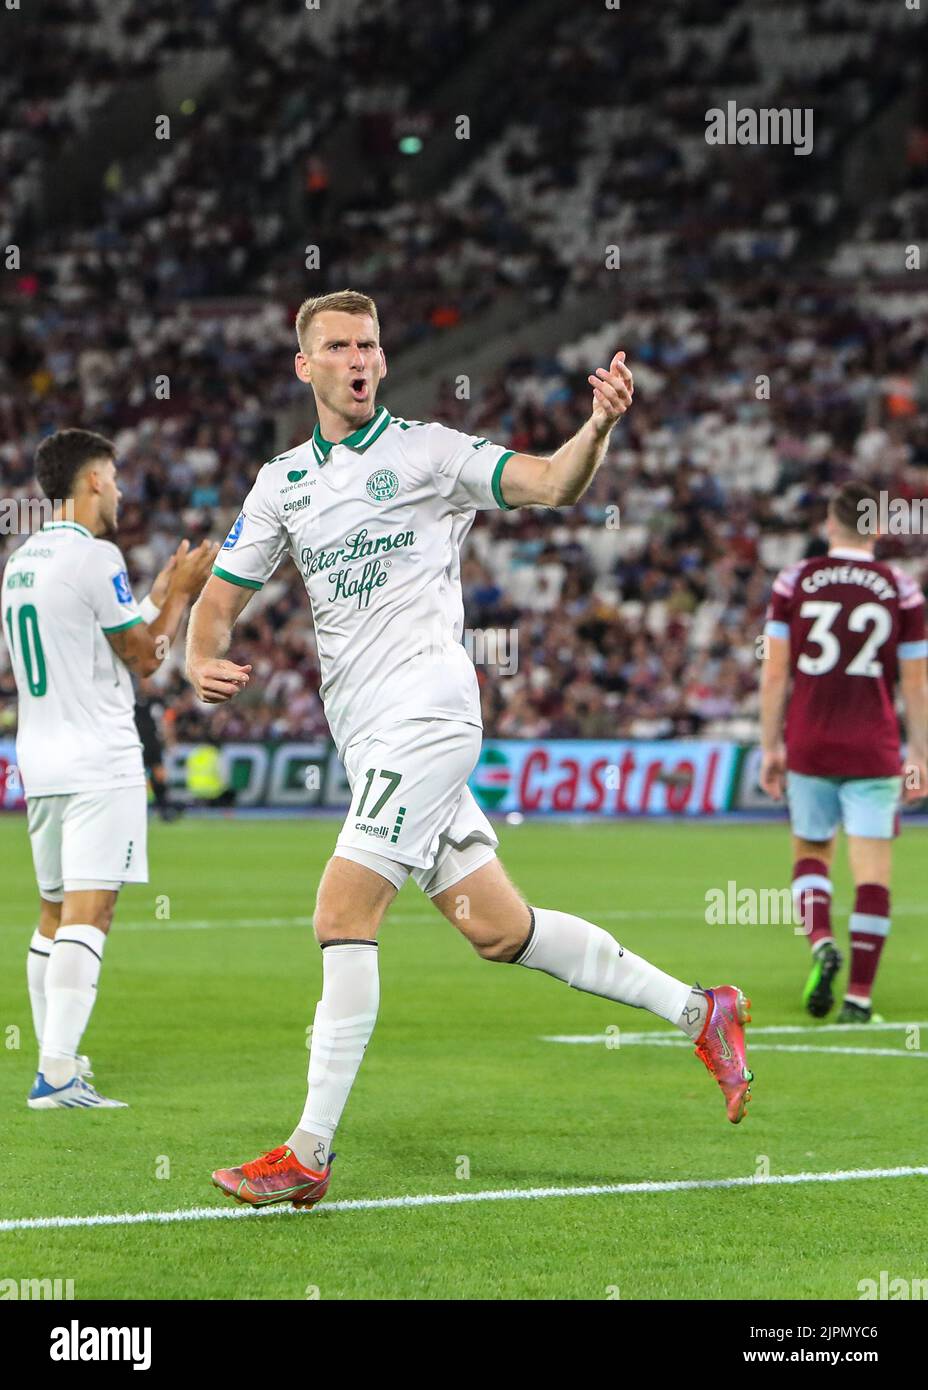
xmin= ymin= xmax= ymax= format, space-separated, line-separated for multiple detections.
xmin=1 ymin=0 xmax=926 ymax=814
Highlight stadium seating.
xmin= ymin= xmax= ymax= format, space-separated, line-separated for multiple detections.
xmin=2 ymin=0 xmax=926 ymax=746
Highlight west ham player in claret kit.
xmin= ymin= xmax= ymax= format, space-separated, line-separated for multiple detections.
xmin=186 ymin=290 xmax=755 ymax=1210
xmin=1 ymin=430 xmax=216 ymax=1109
xmin=759 ymin=482 xmax=928 ymax=1022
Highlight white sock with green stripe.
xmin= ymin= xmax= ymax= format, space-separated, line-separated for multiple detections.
xmin=41 ymin=925 xmax=106 ymax=1089
xmin=288 ymin=940 xmax=379 ymax=1171
xmin=511 ymin=907 xmax=693 ymax=1026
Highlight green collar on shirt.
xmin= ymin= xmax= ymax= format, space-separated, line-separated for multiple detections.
xmin=311 ymin=406 xmax=392 ymax=465
xmin=40 ymin=521 xmax=94 ymax=539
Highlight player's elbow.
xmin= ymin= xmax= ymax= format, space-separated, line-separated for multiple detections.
xmin=129 ymin=650 xmax=161 ymax=678
xmin=127 ymin=635 xmax=162 ymax=678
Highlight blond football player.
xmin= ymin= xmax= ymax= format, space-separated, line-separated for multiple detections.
xmin=187 ymin=291 xmax=753 ymax=1208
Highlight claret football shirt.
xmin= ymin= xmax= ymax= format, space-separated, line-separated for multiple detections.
xmin=212 ymin=407 xmax=515 ymax=756
xmin=765 ymin=546 xmax=927 ymax=777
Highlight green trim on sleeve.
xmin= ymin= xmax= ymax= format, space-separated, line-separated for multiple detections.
xmin=102 ymin=615 xmax=144 ymax=635
xmin=212 ymin=564 xmax=264 ymax=591
xmin=491 ymin=451 xmax=515 ymax=510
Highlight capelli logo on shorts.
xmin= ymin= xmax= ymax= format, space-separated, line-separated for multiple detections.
xmin=354 ymin=822 xmax=389 ymax=838
xmin=50 ymin=1320 xmax=152 ymax=1370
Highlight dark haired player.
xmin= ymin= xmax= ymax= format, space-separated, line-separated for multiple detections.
xmin=760 ymin=483 xmax=927 ymax=1021
xmin=1 ymin=429 xmax=215 ymax=1107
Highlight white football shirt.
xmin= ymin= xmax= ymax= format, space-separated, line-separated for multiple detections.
xmin=1 ymin=521 xmax=147 ymax=796
xmin=212 ymin=406 xmax=515 ymax=756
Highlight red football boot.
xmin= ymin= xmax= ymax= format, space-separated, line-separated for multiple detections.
xmin=212 ymin=1145 xmax=334 ymax=1208
xmin=693 ymin=985 xmax=753 ymax=1123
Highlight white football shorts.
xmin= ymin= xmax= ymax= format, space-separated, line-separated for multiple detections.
xmin=27 ymin=785 xmax=149 ymax=900
xmin=334 ymin=718 xmax=499 ymax=895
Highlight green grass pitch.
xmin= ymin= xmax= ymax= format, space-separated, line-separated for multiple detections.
xmin=0 ymin=814 xmax=925 ymax=1300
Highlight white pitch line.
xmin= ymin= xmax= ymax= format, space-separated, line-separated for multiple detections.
xmin=0 ymin=915 xmax=436 ymax=935
xmin=543 ymin=1021 xmax=928 ymax=1044
xmin=1 ymin=904 xmax=923 ymax=934
xmin=547 ymin=1038 xmax=927 ymax=1060
xmin=745 ymin=1044 xmax=928 ymax=1059
xmin=115 ymin=914 xmax=433 ymax=933
xmin=1 ymin=1165 xmax=926 ymax=1235
xmin=596 ymin=905 xmax=927 ymax=921
xmin=546 ymin=1038 xmax=927 ymax=1060
xmin=119 ymin=916 xmax=312 ymax=932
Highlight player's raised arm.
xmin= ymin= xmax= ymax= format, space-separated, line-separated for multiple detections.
xmin=107 ymin=539 xmax=217 ymax=677
xmin=187 ymin=472 xmax=289 ymax=700
xmin=495 ymin=351 xmax=633 ymax=508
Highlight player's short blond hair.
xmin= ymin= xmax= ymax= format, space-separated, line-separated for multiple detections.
xmin=295 ymin=290 xmax=380 ymax=352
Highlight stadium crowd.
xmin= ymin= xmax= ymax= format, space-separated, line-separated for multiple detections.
xmin=2 ymin=0 xmax=927 ymax=752
xmin=3 ymin=270 xmax=926 ymax=750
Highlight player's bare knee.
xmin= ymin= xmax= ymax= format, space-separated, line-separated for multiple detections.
xmin=78 ymin=903 xmax=116 ymax=933
xmin=60 ymin=893 xmax=118 ymax=934
xmin=38 ymin=899 xmax=62 ymax=938
xmin=469 ymin=923 xmax=529 ymax=963
xmin=474 ymin=936 xmax=517 ymax=963
xmin=312 ymin=902 xmax=380 ymax=946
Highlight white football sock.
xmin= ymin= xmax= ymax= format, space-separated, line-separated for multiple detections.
xmin=288 ymin=941 xmax=379 ymax=1170
xmin=514 ymin=907 xmax=692 ymax=1026
xmin=27 ymin=928 xmax=52 ymax=1060
xmin=41 ymin=925 xmax=106 ymax=1089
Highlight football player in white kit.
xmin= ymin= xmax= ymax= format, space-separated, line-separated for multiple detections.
xmin=188 ymin=291 xmax=753 ymax=1208
xmin=1 ymin=429 xmax=216 ymax=1108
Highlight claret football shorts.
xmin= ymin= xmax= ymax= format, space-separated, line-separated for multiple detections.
xmin=786 ymin=771 xmax=902 ymax=841
xmin=334 ymin=718 xmax=499 ymax=895
xmin=27 ymin=785 xmax=150 ymax=900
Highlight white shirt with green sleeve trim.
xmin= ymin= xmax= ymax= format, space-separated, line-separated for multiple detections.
xmin=212 ymin=406 xmax=516 ymax=756
xmin=0 ymin=522 xmax=146 ymax=795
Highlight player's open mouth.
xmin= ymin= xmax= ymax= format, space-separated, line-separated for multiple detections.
xmin=349 ymin=378 xmax=368 ymax=400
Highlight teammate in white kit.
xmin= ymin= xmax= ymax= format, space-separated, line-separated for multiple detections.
xmin=187 ymin=291 xmax=753 ymax=1208
xmin=1 ymin=429 xmax=215 ymax=1108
